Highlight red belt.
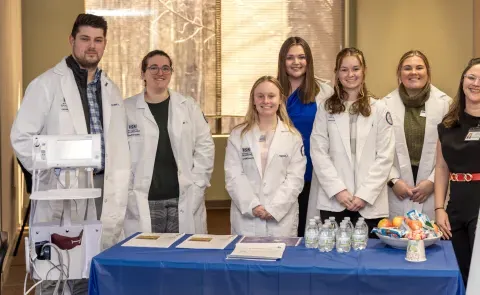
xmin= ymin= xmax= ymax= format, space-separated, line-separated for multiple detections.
xmin=450 ymin=173 xmax=480 ymax=182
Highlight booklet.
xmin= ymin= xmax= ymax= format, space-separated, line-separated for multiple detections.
xmin=238 ymin=236 xmax=302 ymax=247
xmin=176 ymin=234 xmax=238 ymax=250
xmin=122 ymin=233 xmax=185 ymax=248
xmin=227 ymin=243 xmax=286 ymax=261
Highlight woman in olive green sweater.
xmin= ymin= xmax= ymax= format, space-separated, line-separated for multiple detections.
xmin=383 ymin=50 xmax=451 ymax=220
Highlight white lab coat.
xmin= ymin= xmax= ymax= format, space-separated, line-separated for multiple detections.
xmin=305 ymin=80 xmax=335 ymax=225
xmin=384 ymin=85 xmax=451 ymax=219
xmin=123 ymin=90 xmax=214 ymax=236
xmin=225 ymin=118 xmax=306 ymax=237
xmin=308 ymin=97 xmax=395 ymax=220
xmin=10 ymin=57 xmax=130 ymax=249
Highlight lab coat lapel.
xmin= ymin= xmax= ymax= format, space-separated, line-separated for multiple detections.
xmin=136 ymin=92 xmax=157 ymax=128
xmin=245 ymin=128 xmax=262 ymax=177
xmin=265 ymin=118 xmax=284 ymax=171
xmin=333 ymin=112 xmax=352 ymax=165
xmin=100 ymin=73 xmax=112 ymax=135
xmin=60 ymin=70 xmax=88 ymax=134
xmin=167 ymin=90 xmax=185 ymax=161
xmin=356 ymin=100 xmax=375 ymax=162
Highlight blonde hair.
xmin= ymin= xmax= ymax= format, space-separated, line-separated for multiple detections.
xmin=396 ymin=50 xmax=431 ymax=85
xmin=234 ymin=76 xmax=299 ymax=137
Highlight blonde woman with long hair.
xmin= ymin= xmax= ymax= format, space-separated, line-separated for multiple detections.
xmin=308 ymin=48 xmax=395 ymax=237
xmin=225 ymin=76 xmax=306 ymax=237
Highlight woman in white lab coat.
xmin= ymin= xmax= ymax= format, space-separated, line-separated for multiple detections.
xmin=124 ymin=50 xmax=215 ymax=236
xmin=225 ymin=76 xmax=306 ymax=237
xmin=384 ymin=50 xmax=451 ymax=220
xmin=277 ymin=36 xmax=334 ymax=237
xmin=309 ymin=48 xmax=395 ymax=236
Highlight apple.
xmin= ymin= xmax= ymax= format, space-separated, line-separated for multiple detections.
xmin=377 ymin=218 xmax=393 ymax=228
xmin=407 ymin=220 xmax=423 ymax=231
xmin=392 ymin=216 xmax=405 ymax=228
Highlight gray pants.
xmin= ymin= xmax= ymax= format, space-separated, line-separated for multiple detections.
xmin=36 ymin=174 xmax=104 ymax=295
xmin=149 ymin=198 xmax=179 ymax=233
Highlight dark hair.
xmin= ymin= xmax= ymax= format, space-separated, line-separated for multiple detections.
xmin=277 ymin=37 xmax=319 ymax=104
xmin=325 ymin=47 xmax=375 ymax=116
xmin=141 ymin=50 xmax=173 ymax=73
xmin=442 ymin=57 xmax=480 ymax=128
xmin=71 ymin=14 xmax=108 ymax=38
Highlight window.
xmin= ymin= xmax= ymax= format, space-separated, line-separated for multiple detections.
xmin=86 ymin=0 xmax=344 ymax=134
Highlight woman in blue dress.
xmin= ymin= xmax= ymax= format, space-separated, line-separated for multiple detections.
xmin=277 ymin=37 xmax=334 ymax=236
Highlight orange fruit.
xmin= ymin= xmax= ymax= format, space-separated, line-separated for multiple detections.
xmin=392 ymin=216 xmax=405 ymax=228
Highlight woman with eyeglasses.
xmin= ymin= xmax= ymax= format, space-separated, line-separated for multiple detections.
xmin=435 ymin=58 xmax=480 ymax=285
xmin=277 ymin=37 xmax=334 ymax=236
xmin=123 ymin=50 xmax=214 ymax=236
xmin=384 ymin=50 xmax=451 ymax=220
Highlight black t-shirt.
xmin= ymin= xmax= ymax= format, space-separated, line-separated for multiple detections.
xmin=147 ymin=97 xmax=180 ymax=201
xmin=438 ymin=112 xmax=480 ymax=214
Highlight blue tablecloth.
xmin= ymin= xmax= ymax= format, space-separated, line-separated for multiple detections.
xmin=89 ymin=234 xmax=465 ymax=295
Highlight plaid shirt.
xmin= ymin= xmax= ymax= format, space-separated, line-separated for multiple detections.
xmin=87 ymin=70 xmax=105 ymax=170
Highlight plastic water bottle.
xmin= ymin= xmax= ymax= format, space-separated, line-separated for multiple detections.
xmin=318 ymin=224 xmax=332 ymax=252
xmin=328 ymin=217 xmax=338 ymax=234
xmin=305 ymin=220 xmax=319 ymax=248
xmin=352 ymin=223 xmax=365 ymax=250
xmin=314 ymin=215 xmax=322 ymax=230
xmin=358 ymin=217 xmax=369 ymax=235
xmin=344 ymin=217 xmax=354 ymax=232
xmin=353 ymin=219 xmax=368 ymax=250
xmin=341 ymin=220 xmax=352 ymax=238
xmin=336 ymin=224 xmax=351 ymax=253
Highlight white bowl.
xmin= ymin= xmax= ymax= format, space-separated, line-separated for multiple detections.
xmin=375 ymin=231 xmax=443 ymax=250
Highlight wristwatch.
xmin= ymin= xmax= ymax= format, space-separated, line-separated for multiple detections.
xmin=387 ymin=178 xmax=398 ymax=188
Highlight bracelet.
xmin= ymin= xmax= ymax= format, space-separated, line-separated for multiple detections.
xmin=434 ymin=207 xmax=445 ymax=211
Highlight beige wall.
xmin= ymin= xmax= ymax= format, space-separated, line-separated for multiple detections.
xmin=0 ymin=0 xmax=22 ymax=276
xmin=22 ymin=0 xmax=85 ymax=89
xmin=356 ymin=0 xmax=474 ymax=99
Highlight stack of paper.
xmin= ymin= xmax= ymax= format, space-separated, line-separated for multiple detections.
xmin=122 ymin=233 xmax=185 ymax=248
xmin=238 ymin=236 xmax=302 ymax=247
xmin=176 ymin=234 xmax=237 ymax=250
xmin=227 ymin=243 xmax=286 ymax=261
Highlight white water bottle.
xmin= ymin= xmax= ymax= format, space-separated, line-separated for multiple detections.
xmin=328 ymin=217 xmax=338 ymax=234
xmin=318 ymin=224 xmax=332 ymax=252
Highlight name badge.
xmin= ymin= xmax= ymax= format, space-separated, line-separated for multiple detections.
xmin=465 ymin=127 xmax=480 ymax=141
xmin=420 ymin=110 xmax=426 ymax=117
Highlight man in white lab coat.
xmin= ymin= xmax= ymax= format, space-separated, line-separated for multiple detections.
xmin=10 ymin=14 xmax=129 ymax=294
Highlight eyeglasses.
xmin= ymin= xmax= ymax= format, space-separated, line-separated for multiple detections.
xmin=464 ymin=74 xmax=480 ymax=84
xmin=147 ymin=65 xmax=173 ymax=75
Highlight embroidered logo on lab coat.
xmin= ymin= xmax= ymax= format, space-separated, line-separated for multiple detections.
xmin=128 ymin=124 xmax=140 ymax=137
xmin=61 ymin=98 xmax=68 ymax=111
xmin=241 ymin=147 xmax=254 ymax=160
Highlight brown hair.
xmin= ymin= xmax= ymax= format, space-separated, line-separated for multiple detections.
xmin=325 ymin=47 xmax=374 ymax=116
xmin=235 ymin=76 xmax=299 ymax=137
xmin=396 ymin=50 xmax=431 ymax=85
xmin=71 ymin=14 xmax=108 ymax=38
xmin=442 ymin=57 xmax=480 ymax=128
xmin=141 ymin=50 xmax=173 ymax=73
xmin=277 ymin=37 xmax=319 ymax=104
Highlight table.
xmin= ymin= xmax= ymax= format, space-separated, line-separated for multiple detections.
xmin=89 ymin=234 xmax=465 ymax=295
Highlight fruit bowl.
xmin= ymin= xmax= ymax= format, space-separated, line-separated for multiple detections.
xmin=375 ymin=231 xmax=443 ymax=250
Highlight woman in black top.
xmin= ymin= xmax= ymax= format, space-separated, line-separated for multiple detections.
xmin=435 ymin=57 xmax=480 ymax=285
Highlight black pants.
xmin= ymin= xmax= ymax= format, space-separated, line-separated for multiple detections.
xmin=320 ymin=210 xmax=383 ymax=239
xmin=447 ymin=185 xmax=480 ymax=286
xmin=297 ymin=181 xmax=311 ymax=237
